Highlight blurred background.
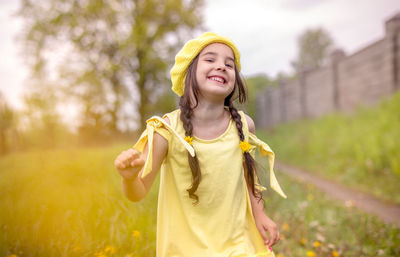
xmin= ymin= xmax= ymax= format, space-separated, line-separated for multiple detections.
xmin=0 ymin=0 xmax=399 ymax=257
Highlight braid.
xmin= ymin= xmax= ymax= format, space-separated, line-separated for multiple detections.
xmin=228 ymin=104 xmax=245 ymax=141
xmin=179 ymin=57 xmax=202 ymax=204
xmin=228 ymin=101 xmax=262 ymax=200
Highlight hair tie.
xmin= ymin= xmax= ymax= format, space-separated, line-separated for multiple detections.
xmin=185 ymin=136 xmax=193 ymax=145
xmin=239 ymin=141 xmax=251 ymax=153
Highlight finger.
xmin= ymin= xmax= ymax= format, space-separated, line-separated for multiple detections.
xmin=114 ymin=159 xmax=126 ymax=169
xmin=116 ymin=152 xmax=133 ymax=169
xmin=265 ymin=226 xmax=277 ymax=247
xmin=269 ymin=233 xmax=278 ymax=247
xmin=268 ymin=232 xmax=277 ymax=247
xmin=270 ymin=231 xmax=280 ymax=247
xmin=131 ymin=157 xmax=145 ymax=167
xmin=120 ymin=150 xmax=139 ymax=165
xmin=258 ymin=228 xmax=269 ymax=245
xmin=127 ymin=148 xmax=140 ymax=159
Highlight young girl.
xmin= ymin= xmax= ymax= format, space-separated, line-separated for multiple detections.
xmin=114 ymin=32 xmax=287 ymax=257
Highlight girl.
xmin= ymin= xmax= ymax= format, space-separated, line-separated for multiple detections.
xmin=114 ymin=32 xmax=287 ymax=257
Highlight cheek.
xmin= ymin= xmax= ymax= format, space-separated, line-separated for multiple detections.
xmin=230 ymin=72 xmax=236 ymax=85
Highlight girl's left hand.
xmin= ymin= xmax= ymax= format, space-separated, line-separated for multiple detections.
xmin=254 ymin=213 xmax=280 ymax=248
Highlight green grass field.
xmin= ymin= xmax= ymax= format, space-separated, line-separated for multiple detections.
xmin=0 ymin=144 xmax=399 ymax=257
xmin=259 ymin=92 xmax=400 ymax=205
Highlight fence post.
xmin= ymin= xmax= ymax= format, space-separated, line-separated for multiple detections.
xmin=330 ymin=49 xmax=346 ymax=111
xmin=385 ymin=13 xmax=400 ymax=92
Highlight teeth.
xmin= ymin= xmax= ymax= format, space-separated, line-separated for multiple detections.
xmin=210 ymin=77 xmax=224 ymax=83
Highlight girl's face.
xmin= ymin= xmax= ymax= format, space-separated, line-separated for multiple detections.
xmin=195 ymin=43 xmax=236 ymax=102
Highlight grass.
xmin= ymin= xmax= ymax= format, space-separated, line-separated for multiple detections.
xmin=258 ymin=92 xmax=400 ymax=205
xmin=0 ymin=144 xmax=399 ymax=256
xmin=264 ymin=172 xmax=400 ymax=257
xmin=0 ymin=145 xmax=158 ymax=257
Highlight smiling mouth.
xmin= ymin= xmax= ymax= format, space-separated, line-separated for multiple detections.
xmin=208 ymin=76 xmax=226 ymax=84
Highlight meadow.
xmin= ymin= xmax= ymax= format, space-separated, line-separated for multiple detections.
xmin=259 ymin=92 xmax=400 ymax=205
xmin=0 ymin=143 xmax=399 ymax=257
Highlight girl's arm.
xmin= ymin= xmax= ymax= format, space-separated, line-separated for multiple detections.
xmin=114 ymin=118 xmax=169 ymax=202
xmin=245 ymin=114 xmax=280 ymax=248
xmin=246 ymin=179 xmax=280 ymax=247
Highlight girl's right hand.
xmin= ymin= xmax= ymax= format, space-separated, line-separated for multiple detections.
xmin=114 ymin=149 xmax=145 ymax=180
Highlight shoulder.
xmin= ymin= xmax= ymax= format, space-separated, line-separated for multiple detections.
xmin=162 ymin=109 xmax=180 ymax=125
xmin=163 ymin=116 xmax=171 ymax=125
xmin=243 ymin=112 xmax=255 ymax=134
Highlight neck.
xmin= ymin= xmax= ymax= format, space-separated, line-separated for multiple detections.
xmin=192 ymin=99 xmax=228 ymax=123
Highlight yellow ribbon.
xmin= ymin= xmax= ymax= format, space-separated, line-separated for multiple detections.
xmin=248 ymin=133 xmax=287 ymax=199
xmin=133 ymin=116 xmax=195 ymax=178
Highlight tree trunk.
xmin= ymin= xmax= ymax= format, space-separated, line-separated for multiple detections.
xmin=0 ymin=129 xmax=7 ymax=155
xmin=137 ymin=50 xmax=147 ymax=132
xmin=110 ymin=74 xmax=120 ymax=133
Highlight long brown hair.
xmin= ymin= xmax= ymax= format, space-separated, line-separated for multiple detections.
xmin=179 ymin=55 xmax=262 ymax=204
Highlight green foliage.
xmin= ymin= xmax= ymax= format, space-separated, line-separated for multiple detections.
xmin=260 ymin=92 xmax=400 ymax=204
xmin=147 ymin=90 xmax=178 ymax=117
xmin=243 ymin=74 xmax=273 ymax=120
xmin=292 ymin=27 xmax=333 ymax=72
xmin=20 ymin=86 xmax=74 ymax=149
xmin=0 ymin=145 xmax=398 ymax=256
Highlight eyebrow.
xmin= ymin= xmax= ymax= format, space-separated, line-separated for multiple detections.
xmin=201 ymin=51 xmax=235 ymax=62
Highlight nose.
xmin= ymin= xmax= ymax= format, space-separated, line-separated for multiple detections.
xmin=215 ymin=61 xmax=226 ymax=71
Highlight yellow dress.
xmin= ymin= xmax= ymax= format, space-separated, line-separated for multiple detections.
xmin=134 ymin=109 xmax=286 ymax=257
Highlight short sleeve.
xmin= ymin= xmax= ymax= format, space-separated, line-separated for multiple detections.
xmin=133 ymin=116 xmax=195 ymax=178
xmin=248 ymin=133 xmax=287 ymax=199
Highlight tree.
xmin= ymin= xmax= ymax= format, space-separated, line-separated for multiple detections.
xmin=0 ymin=93 xmax=15 ymax=154
xmin=291 ymin=27 xmax=333 ymax=72
xmin=21 ymin=85 xmax=64 ymax=148
xmin=17 ymin=0 xmax=204 ymax=133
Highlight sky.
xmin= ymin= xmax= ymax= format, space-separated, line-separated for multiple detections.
xmin=0 ymin=0 xmax=399 ymax=111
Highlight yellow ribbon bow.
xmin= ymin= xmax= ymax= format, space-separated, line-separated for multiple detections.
xmin=248 ymin=133 xmax=287 ymax=199
xmin=134 ymin=116 xmax=195 ymax=178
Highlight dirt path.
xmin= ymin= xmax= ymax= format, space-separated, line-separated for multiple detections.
xmin=275 ymin=162 xmax=400 ymax=227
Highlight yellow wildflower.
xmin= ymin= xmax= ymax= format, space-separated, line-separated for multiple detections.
xmin=132 ymin=230 xmax=141 ymax=240
xmin=239 ymin=141 xmax=252 ymax=153
xmin=104 ymin=245 xmax=117 ymax=254
xmin=307 ymin=194 xmax=314 ymax=201
xmin=282 ymin=223 xmax=290 ymax=231
xmin=8 ymin=255 xmax=18 ymax=257
xmin=300 ymin=238 xmax=307 ymax=245
xmin=306 ymin=250 xmax=316 ymax=257
xmin=184 ymin=136 xmax=193 ymax=145
xmin=332 ymin=250 xmax=339 ymax=257
xmin=313 ymin=241 xmax=321 ymax=247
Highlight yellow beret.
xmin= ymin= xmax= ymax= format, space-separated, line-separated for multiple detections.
xmin=170 ymin=32 xmax=241 ymax=96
